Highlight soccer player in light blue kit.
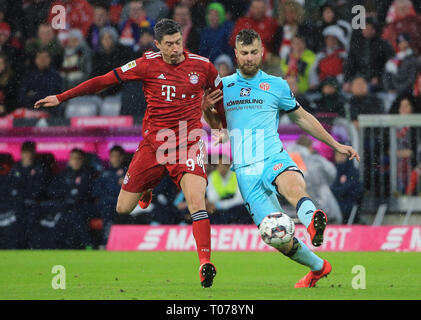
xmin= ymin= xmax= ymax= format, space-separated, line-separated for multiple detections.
xmin=203 ymin=29 xmax=360 ymax=288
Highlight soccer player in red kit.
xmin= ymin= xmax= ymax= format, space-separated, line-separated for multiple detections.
xmin=34 ymin=19 xmax=225 ymax=288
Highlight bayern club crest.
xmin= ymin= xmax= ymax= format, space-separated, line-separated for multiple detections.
xmin=188 ymin=72 xmax=199 ymax=84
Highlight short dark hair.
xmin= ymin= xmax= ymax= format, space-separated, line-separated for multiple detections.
xmin=21 ymin=141 xmax=36 ymax=153
xmin=154 ymin=18 xmax=182 ymax=42
xmin=110 ymin=145 xmax=125 ymax=155
xmin=70 ymin=148 xmax=85 ymax=158
xmin=235 ymin=29 xmax=261 ymax=46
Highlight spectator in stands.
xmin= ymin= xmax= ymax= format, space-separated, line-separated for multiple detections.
xmin=0 ymin=53 xmax=18 ymax=116
xmin=174 ymin=0 xmax=207 ymax=29
xmin=19 ymin=50 xmax=63 ymax=115
xmin=413 ymin=72 xmax=421 ymax=112
xmin=8 ymin=141 xmax=49 ymax=248
xmin=383 ymin=33 xmax=419 ymax=106
xmin=288 ymin=135 xmax=343 ymax=224
xmin=47 ymin=0 xmax=94 ymax=38
xmin=92 ymin=146 xmax=127 ymax=246
xmin=21 ymin=0 xmax=52 ymax=40
xmin=120 ymin=0 xmax=169 ymax=23
xmin=91 ymin=27 xmax=132 ymax=97
xmin=0 ymin=152 xmax=16 ymax=249
xmin=143 ymin=0 xmax=169 ymax=21
xmin=60 ymin=29 xmax=92 ymax=90
xmin=349 ymin=76 xmax=384 ymax=129
xmin=119 ymin=0 xmax=155 ymax=50
xmin=48 ymin=148 xmax=94 ymax=249
xmin=330 ymin=147 xmax=363 ymax=224
xmin=406 ymin=163 xmax=421 ymax=195
xmin=229 ymin=0 xmax=278 ymax=57
xmin=382 ymin=0 xmax=421 ymax=55
xmin=173 ymin=4 xmax=201 ymax=54
xmin=87 ymin=4 xmax=117 ymax=52
xmin=173 ymin=190 xmax=190 ymax=224
xmin=214 ymin=54 xmax=235 ymax=77
xmin=274 ymin=0 xmax=314 ymax=61
xmin=206 ymin=154 xmax=250 ymax=224
xmin=24 ymin=23 xmax=64 ymax=70
xmin=313 ymin=1 xmax=352 ymax=53
xmin=391 ymin=96 xmax=419 ymax=193
xmin=136 ymin=26 xmax=157 ymax=56
xmin=280 ymin=34 xmax=316 ymax=95
xmin=149 ymin=175 xmax=184 ymax=225
xmin=313 ymin=76 xmax=346 ymax=117
xmin=0 ymin=21 xmax=23 ymax=78
xmin=309 ymin=25 xmax=347 ymax=89
xmin=343 ymin=17 xmax=395 ymax=93
xmin=218 ymin=0 xmax=250 ymax=21
xmin=199 ymin=2 xmax=234 ymax=63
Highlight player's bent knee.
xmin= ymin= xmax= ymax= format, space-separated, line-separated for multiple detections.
xmin=116 ymin=189 xmax=140 ymax=214
xmin=116 ymin=202 xmax=134 ymax=215
xmin=284 ymin=183 xmax=306 ymax=197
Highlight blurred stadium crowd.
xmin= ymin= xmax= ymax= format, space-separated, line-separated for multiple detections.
xmin=1 ymin=0 xmax=421 ymax=249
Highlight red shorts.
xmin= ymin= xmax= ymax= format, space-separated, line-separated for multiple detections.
xmin=122 ymin=134 xmax=207 ymax=193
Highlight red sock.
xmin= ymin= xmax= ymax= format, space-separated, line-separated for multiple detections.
xmin=191 ymin=210 xmax=211 ymax=265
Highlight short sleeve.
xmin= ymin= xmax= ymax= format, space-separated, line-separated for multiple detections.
xmin=278 ymin=79 xmax=300 ymax=113
xmin=113 ymin=57 xmax=146 ymax=83
xmin=206 ymin=62 xmax=223 ymax=91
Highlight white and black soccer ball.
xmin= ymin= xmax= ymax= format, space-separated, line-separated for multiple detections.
xmin=259 ymin=213 xmax=295 ymax=248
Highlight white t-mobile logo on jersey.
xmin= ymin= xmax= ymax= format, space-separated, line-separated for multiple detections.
xmin=162 ymin=85 xmax=176 ymax=101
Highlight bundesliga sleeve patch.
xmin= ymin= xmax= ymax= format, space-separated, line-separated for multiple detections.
xmin=121 ymin=60 xmax=136 ymax=73
xmin=214 ymin=74 xmax=221 ymax=87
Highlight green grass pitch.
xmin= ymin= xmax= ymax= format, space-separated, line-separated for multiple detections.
xmin=0 ymin=251 xmax=420 ymax=300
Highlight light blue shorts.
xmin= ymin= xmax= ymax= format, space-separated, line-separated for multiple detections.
xmin=235 ymin=150 xmax=302 ymax=226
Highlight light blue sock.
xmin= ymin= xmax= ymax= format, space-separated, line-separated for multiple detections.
xmin=296 ymin=197 xmax=316 ymax=228
xmin=285 ymin=237 xmax=324 ymax=271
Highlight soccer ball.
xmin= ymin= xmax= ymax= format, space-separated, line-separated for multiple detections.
xmin=259 ymin=213 xmax=295 ymax=248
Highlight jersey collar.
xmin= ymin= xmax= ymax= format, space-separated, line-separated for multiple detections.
xmin=236 ymin=69 xmax=262 ymax=83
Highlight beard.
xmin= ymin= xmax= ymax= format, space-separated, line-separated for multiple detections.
xmin=238 ymin=59 xmax=262 ymax=77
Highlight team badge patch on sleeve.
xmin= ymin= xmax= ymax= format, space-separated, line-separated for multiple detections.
xmin=121 ymin=60 xmax=136 ymax=72
xmin=214 ymin=74 xmax=221 ymax=87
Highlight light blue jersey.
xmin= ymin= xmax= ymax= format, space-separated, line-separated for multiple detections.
xmin=221 ymin=69 xmax=302 ymax=225
xmin=220 ymin=70 xmax=325 ymax=271
xmin=222 ymin=69 xmax=299 ymax=170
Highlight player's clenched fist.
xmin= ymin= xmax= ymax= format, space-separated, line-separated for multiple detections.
xmin=34 ymin=95 xmax=60 ymax=109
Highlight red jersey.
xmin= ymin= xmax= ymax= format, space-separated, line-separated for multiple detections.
xmin=113 ymin=50 xmax=223 ymax=137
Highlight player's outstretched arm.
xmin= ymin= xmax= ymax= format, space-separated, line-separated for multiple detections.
xmin=33 ymin=71 xmax=119 ymax=109
xmin=288 ymin=106 xmax=360 ymax=161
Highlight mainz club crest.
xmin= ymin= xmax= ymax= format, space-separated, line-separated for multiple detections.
xmin=260 ymin=82 xmax=270 ymax=91
xmin=188 ymin=72 xmax=199 ymax=84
